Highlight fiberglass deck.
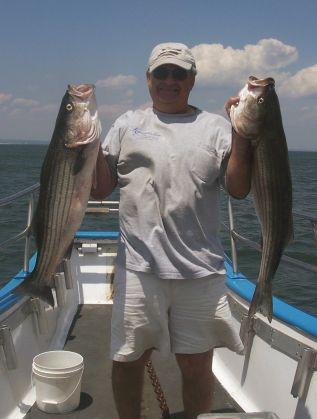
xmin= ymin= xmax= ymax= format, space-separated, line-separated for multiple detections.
xmin=26 ymin=305 xmax=239 ymax=419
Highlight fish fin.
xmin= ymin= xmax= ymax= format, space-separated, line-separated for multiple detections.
xmin=15 ymin=281 xmax=54 ymax=307
xmin=92 ymin=166 xmax=98 ymax=190
xmin=259 ymin=282 xmax=273 ymax=322
xmin=65 ymin=242 xmax=74 ymax=260
xmin=286 ymin=215 xmax=295 ymax=245
xmin=73 ymin=148 xmax=86 ymax=175
xmin=249 ymin=281 xmax=273 ymax=323
xmin=239 ymin=314 xmax=255 ymax=353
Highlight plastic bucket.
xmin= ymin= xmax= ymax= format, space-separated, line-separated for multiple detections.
xmin=32 ymin=351 xmax=84 ymax=414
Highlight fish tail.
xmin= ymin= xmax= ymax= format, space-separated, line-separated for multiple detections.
xmin=260 ymin=282 xmax=273 ymax=322
xmin=240 ymin=282 xmax=273 ymax=353
xmin=239 ymin=315 xmax=254 ymax=354
xmin=248 ymin=281 xmax=273 ymax=322
xmin=15 ymin=277 xmax=54 ymax=307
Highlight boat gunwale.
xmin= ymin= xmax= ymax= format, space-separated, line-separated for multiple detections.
xmin=1 ymin=230 xmax=317 ymax=346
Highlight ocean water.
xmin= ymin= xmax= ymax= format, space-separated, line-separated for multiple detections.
xmin=0 ymin=144 xmax=316 ymax=316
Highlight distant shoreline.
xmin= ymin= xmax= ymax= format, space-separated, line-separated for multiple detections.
xmin=0 ymin=141 xmax=48 ymax=145
xmin=0 ymin=140 xmax=316 ymax=153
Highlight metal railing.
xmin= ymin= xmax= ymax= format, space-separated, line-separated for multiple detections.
xmin=86 ymin=199 xmax=119 ymax=214
xmin=0 ymin=183 xmax=316 ymax=289
xmin=224 ymin=196 xmax=317 ymax=276
xmin=0 ymin=183 xmax=39 ymax=273
xmin=0 ymin=184 xmax=119 ymax=278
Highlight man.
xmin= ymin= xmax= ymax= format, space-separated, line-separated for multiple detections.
xmin=91 ymin=42 xmax=252 ymax=419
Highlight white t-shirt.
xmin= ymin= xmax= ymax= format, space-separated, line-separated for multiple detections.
xmin=102 ymin=106 xmax=231 ymax=279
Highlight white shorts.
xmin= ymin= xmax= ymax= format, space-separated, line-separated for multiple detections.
xmin=110 ymin=266 xmax=244 ymax=361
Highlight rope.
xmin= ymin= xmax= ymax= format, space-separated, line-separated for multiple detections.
xmin=146 ymin=360 xmax=170 ymax=419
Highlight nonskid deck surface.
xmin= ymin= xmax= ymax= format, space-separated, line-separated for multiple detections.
xmin=26 ymin=305 xmax=238 ymax=419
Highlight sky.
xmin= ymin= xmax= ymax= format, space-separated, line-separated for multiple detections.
xmin=0 ymin=0 xmax=316 ymax=151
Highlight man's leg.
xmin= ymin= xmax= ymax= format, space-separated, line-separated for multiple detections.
xmin=175 ymin=350 xmax=213 ymax=419
xmin=112 ymin=349 xmax=152 ymax=419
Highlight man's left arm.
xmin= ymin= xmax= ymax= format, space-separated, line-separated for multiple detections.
xmin=225 ymin=129 xmax=253 ymax=199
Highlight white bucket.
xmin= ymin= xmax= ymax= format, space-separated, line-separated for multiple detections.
xmin=32 ymin=350 xmax=84 ymax=414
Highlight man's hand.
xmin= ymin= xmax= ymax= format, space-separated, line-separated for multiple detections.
xmin=90 ymin=145 xmax=117 ymax=200
xmin=224 ymin=96 xmax=253 ymax=200
xmin=226 ymin=129 xmax=253 ymax=199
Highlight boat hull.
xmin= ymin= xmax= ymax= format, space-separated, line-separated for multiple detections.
xmin=1 ymin=232 xmax=317 ymax=419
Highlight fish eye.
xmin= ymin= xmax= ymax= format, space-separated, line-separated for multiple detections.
xmin=66 ymin=103 xmax=73 ymax=111
xmin=258 ymin=97 xmax=264 ymax=104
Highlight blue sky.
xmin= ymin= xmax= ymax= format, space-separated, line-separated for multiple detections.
xmin=0 ymin=0 xmax=316 ymax=150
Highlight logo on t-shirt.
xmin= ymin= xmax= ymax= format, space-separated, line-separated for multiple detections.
xmin=131 ymin=127 xmax=161 ymax=141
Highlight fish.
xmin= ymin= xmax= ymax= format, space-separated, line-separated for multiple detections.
xmin=15 ymin=84 xmax=101 ymax=306
xmin=229 ymin=76 xmax=293 ymax=326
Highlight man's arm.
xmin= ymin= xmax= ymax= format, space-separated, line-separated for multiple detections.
xmin=224 ymin=96 xmax=253 ymax=199
xmin=90 ymin=145 xmax=117 ymax=200
xmin=225 ymin=129 xmax=253 ymax=199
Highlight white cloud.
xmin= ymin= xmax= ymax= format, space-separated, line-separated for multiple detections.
xmin=12 ymin=98 xmax=39 ymax=107
xmin=191 ymin=38 xmax=298 ymax=87
xmin=0 ymin=93 xmax=12 ymax=103
xmin=7 ymin=102 xmax=58 ymax=118
xmin=279 ymin=65 xmax=317 ymax=98
xmin=96 ymin=74 xmax=137 ymax=89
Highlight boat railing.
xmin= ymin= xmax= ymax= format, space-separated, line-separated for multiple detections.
xmin=0 ymin=184 xmax=316 ymax=297
xmin=86 ymin=199 xmax=120 ymax=214
xmin=223 ymin=196 xmax=317 ymax=276
xmin=0 ymin=183 xmax=119 ymax=282
xmin=0 ymin=183 xmax=39 ymax=273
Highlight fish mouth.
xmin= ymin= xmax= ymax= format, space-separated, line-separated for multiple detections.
xmin=229 ymin=76 xmax=276 ymax=140
xmin=68 ymin=84 xmax=95 ymax=100
xmin=64 ymin=84 xmax=101 ymax=148
xmin=248 ymin=76 xmax=275 ymax=89
xmin=229 ymin=83 xmax=260 ymax=139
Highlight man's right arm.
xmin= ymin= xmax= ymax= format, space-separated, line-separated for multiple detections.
xmin=90 ymin=145 xmax=118 ymax=200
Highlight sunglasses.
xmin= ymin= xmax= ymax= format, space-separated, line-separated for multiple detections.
xmin=152 ymin=66 xmax=189 ymax=81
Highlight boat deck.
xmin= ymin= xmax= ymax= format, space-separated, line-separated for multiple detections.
xmin=26 ymin=305 xmax=239 ymax=418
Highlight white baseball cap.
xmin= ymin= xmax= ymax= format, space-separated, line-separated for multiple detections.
xmin=148 ymin=42 xmax=197 ymax=74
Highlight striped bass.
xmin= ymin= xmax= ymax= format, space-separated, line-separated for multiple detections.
xmin=229 ymin=76 xmax=293 ymax=325
xmin=15 ymin=84 xmax=101 ymax=306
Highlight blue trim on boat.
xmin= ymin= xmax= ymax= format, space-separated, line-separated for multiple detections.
xmin=0 ymin=231 xmax=118 ymax=312
xmin=224 ymin=258 xmax=317 ymax=338
xmin=1 ymin=231 xmax=316 ymax=340
xmin=75 ymin=231 xmax=120 ymax=239
xmin=0 ymin=294 xmax=20 ymax=313
xmin=0 ymin=253 xmax=37 ymax=313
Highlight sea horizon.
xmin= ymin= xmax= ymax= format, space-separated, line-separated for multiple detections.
xmin=0 ymin=139 xmax=317 ymax=153
xmin=0 ymin=144 xmax=316 ymax=316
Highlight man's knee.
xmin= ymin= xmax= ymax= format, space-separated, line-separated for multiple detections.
xmin=112 ymin=348 xmax=153 ymax=372
xmin=175 ymin=350 xmax=213 ymax=379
